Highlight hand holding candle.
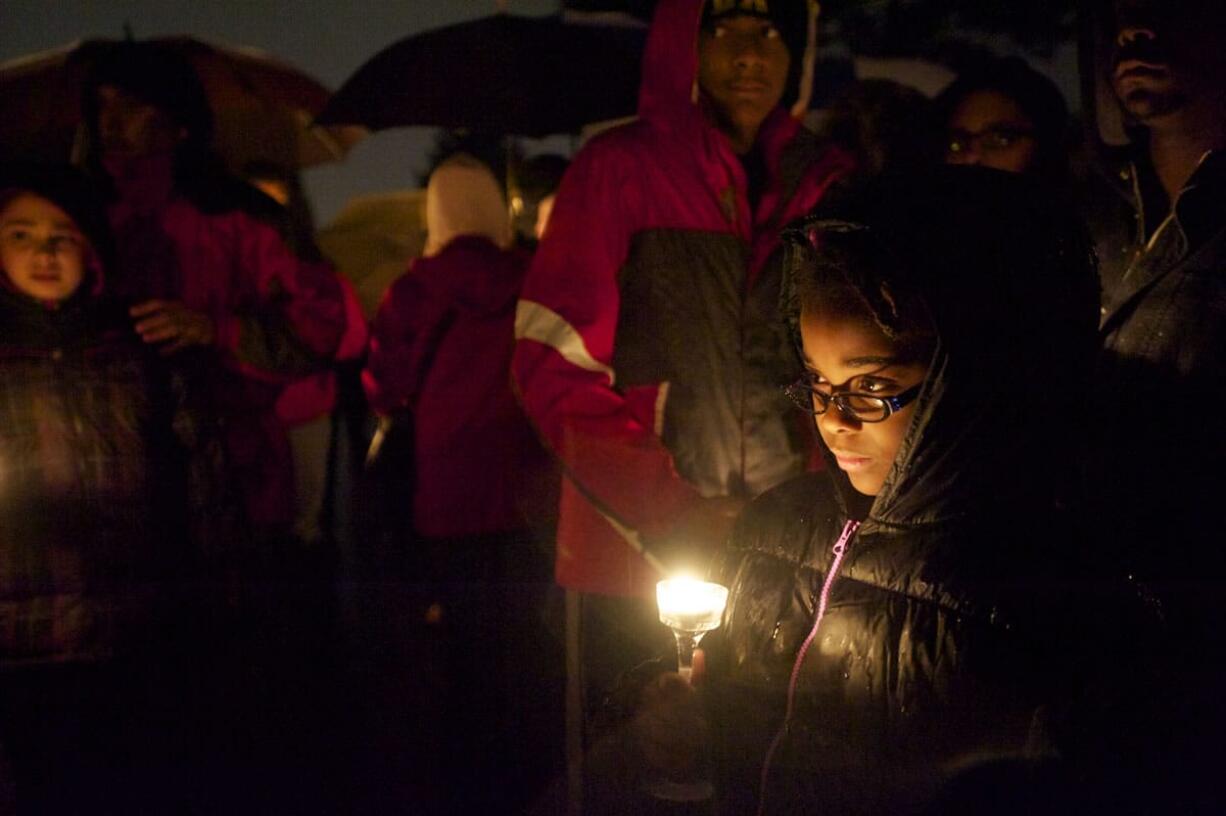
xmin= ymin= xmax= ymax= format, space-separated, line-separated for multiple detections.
xmin=656 ymin=577 xmax=728 ymax=683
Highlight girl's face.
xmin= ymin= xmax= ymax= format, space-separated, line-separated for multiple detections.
xmin=0 ymin=193 xmax=88 ymax=304
xmin=799 ymin=307 xmax=929 ymax=496
xmin=944 ymin=89 xmax=1039 ymax=174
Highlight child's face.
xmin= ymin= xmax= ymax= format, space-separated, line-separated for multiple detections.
xmin=799 ymin=307 xmax=928 ymax=497
xmin=698 ymin=14 xmax=791 ymax=151
xmin=0 ymin=193 xmax=88 ymax=304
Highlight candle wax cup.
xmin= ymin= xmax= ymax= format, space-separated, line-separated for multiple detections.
xmin=657 ymin=578 xmax=728 ymax=634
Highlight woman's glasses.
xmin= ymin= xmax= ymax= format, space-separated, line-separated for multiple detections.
xmin=946 ymin=125 xmax=1035 ymax=157
xmin=783 ymin=375 xmax=921 ymax=423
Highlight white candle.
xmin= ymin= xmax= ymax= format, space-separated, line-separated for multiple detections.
xmin=657 ymin=577 xmax=728 ymax=635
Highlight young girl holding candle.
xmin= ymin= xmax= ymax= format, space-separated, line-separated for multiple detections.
xmin=690 ymin=168 xmax=1148 ymax=814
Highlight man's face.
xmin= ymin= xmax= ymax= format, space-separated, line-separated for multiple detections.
xmin=96 ymin=84 xmax=185 ymax=158
xmin=1111 ymin=0 xmax=1226 ymax=124
xmin=697 ymin=14 xmax=791 ymax=151
xmin=799 ymin=307 xmax=927 ymax=497
xmin=0 ymin=193 xmax=88 ymax=303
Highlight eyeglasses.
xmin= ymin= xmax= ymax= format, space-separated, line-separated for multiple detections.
xmin=783 ymin=375 xmax=921 ymax=423
xmin=946 ymin=125 xmax=1035 ymax=156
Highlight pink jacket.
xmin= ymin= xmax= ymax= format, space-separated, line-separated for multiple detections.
xmin=106 ymin=153 xmax=346 ymax=528
xmin=364 ymin=237 xmax=552 ymax=538
xmin=512 ymin=0 xmax=851 ymax=596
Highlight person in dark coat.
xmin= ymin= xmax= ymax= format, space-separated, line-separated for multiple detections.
xmin=669 ymin=169 xmax=1137 ymax=815
xmin=1084 ymin=1 xmax=1226 ymax=810
xmin=0 ymin=163 xmax=232 ymax=813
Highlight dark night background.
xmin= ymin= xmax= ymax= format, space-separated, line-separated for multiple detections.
xmin=1 ymin=0 xmax=1082 ymax=225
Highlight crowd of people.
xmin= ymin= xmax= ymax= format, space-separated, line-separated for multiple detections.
xmin=1 ymin=0 xmax=1223 ymax=813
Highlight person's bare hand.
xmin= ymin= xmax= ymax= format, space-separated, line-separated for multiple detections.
xmin=631 ymin=661 xmax=711 ymax=780
xmin=130 ymin=299 xmax=215 ymax=355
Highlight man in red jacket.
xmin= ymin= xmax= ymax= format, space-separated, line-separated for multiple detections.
xmin=82 ymin=42 xmax=346 ymax=540
xmin=512 ymin=0 xmax=851 ymax=804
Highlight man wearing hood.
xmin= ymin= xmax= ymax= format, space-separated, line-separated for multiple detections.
xmin=514 ymin=0 xmax=849 ymax=711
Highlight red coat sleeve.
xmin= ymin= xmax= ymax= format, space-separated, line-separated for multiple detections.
xmin=216 ymin=213 xmax=346 ymax=380
xmin=512 ymin=139 xmax=703 ymax=546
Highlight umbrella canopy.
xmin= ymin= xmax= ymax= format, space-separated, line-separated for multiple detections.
xmin=316 ymin=14 xmax=646 ymax=137
xmin=315 ymin=190 xmax=426 ymax=319
xmin=0 ymin=36 xmax=365 ymax=169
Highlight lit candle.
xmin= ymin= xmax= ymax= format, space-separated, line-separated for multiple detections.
xmin=657 ymin=577 xmax=728 ymax=682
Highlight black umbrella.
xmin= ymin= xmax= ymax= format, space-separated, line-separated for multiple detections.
xmin=316 ymin=14 xmax=646 ymax=137
xmin=0 ymin=36 xmax=363 ymax=168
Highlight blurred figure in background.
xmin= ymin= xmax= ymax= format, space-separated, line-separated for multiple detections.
xmin=819 ymin=78 xmax=932 ymax=184
xmin=0 ymin=163 xmax=232 ymax=813
xmin=1087 ymin=1 xmax=1226 ymax=811
xmin=934 ymin=55 xmax=1071 ymax=181
xmin=363 ymin=153 xmax=561 ymax=814
xmin=509 ymin=152 xmax=570 ymax=246
xmin=242 ymin=160 xmax=369 ymax=555
xmin=78 ymin=41 xmax=349 ymax=811
xmin=79 ymin=40 xmax=346 ymax=545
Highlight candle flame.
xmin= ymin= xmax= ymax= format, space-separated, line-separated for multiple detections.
xmin=657 ymin=577 xmax=729 ymax=618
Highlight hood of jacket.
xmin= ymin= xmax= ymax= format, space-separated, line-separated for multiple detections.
xmin=424 ymin=153 xmax=512 ymax=257
xmin=782 ymin=168 xmax=1101 ymax=530
xmin=638 ymin=0 xmax=818 ymax=131
xmin=411 ymin=235 xmax=528 ymax=318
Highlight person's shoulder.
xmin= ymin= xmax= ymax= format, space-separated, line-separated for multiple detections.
xmin=568 ymin=118 xmax=666 ymax=178
xmin=782 ymin=127 xmax=856 ymax=179
xmin=730 ymin=472 xmax=842 ymax=559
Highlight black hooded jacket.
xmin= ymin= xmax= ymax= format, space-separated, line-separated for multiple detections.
xmin=701 ymin=170 xmax=1129 ymax=814
xmin=0 ymin=166 xmax=232 ymax=669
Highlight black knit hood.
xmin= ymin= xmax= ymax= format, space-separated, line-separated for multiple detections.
xmin=781 ymin=168 xmax=1100 ymax=530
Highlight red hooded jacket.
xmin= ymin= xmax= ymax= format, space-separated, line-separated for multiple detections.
xmin=512 ymin=0 xmax=851 ymax=597
xmin=105 ymin=153 xmax=345 ymax=528
xmin=364 ymin=237 xmax=552 ymax=538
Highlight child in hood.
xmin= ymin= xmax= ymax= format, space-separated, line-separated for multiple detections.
xmin=0 ymin=163 xmax=231 ymax=813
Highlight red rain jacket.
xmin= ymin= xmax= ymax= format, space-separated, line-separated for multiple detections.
xmin=512 ymin=0 xmax=852 ymax=597
xmin=274 ymin=274 xmax=369 ymax=427
xmin=364 ymin=237 xmax=552 ymax=539
xmin=106 ymin=154 xmax=345 ymax=528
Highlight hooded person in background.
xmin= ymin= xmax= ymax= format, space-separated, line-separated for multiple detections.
xmin=78 ymin=41 xmax=346 ymax=544
xmin=0 ymin=163 xmax=233 ymax=814
xmin=512 ymin=6 xmax=851 ymax=797
xmin=363 ymin=154 xmax=561 ymax=814
xmin=933 ymin=55 xmax=1072 ymax=182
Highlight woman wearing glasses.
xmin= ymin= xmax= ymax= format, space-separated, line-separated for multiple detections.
xmin=934 ymin=55 xmax=1071 ymax=182
xmin=673 ymin=168 xmax=1149 ymax=815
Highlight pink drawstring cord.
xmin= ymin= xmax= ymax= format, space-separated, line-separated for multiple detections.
xmin=755 ymin=518 xmax=861 ymax=816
